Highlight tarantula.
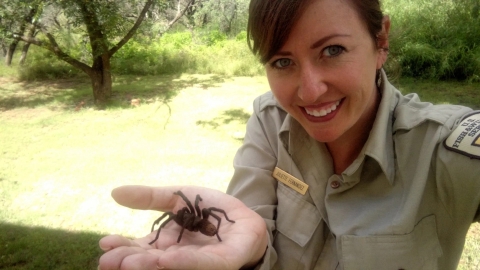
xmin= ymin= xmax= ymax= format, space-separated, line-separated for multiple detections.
xmin=148 ymin=191 xmax=235 ymax=245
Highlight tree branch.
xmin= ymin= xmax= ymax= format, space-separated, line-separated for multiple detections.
xmin=16 ymin=30 xmax=92 ymax=75
xmin=160 ymin=0 xmax=195 ymax=35
xmin=109 ymin=0 xmax=155 ymax=57
xmin=163 ymin=0 xmax=195 ymax=33
xmin=75 ymin=0 xmax=109 ymax=56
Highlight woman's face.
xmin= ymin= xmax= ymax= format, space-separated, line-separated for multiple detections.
xmin=265 ymin=0 xmax=388 ymax=143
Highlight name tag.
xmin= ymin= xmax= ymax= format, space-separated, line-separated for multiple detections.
xmin=273 ymin=167 xmax=309 ymax=195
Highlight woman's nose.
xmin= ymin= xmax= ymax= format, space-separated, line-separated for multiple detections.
xmin=297 ymin=66 xmax=327 ymax=103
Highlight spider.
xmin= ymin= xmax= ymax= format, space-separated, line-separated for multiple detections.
xmin=148 ymin=190 xmax=235 ymax=245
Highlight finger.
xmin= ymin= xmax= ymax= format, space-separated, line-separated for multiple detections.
xmin=111 ymin=185 xmax=239 ymax=212
xmin=112 ymin=185 xmax=200 ymax=211
xmin=157 ymin=250 xmax=233 ymax=270
xmin=99 ymin=246 xmax=157 ymax=270
xmin=99 ymin=235 xmax=140 ymax=251
xmin=119 ymin=253 xmax=161 ymax=270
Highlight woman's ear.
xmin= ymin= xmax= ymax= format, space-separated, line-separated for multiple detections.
xmin=376 ymin=15 xmax=391 ymax=69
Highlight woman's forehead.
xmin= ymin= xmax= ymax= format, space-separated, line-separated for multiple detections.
xmin=285 ymin=0 xmax=367 ymax=42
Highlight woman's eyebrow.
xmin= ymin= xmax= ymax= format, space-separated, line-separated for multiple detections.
xmin=271 ymin=34 xmax=351 ymax=58
xmin=310 ymin=34 xmax=351 ymax=49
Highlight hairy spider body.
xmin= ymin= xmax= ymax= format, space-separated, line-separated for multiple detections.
xmin=148 ymin=191 xmax=235 ymax=245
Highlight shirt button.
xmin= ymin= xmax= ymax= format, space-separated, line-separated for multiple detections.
xmin=331 ymin=180 xmax=341 ymax=189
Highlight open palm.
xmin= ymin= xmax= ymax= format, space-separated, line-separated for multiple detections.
xmin=98 ymin=185 xmax=267 ymax=270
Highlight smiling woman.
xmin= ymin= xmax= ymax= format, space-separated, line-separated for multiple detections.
xmin=98 ymin=0 xmax=480 ymax=269
xmin=262 ymin=0 xmax=389 ymax=173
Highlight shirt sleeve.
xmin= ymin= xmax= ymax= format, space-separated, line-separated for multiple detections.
xmin=437 ymin=111 xmax=480 ymax=224
xmin=226 ymin=92 xmax=286 ymax=269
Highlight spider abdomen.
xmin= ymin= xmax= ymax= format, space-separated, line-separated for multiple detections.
xmin=199 ymin=220 xmax=217 ymax=236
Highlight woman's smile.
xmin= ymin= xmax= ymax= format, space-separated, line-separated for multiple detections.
xmin=301 ymin=99 xmax=343 ymax=121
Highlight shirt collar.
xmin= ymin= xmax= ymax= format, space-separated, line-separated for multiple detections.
xmin=278 ymin=70 xmax=398 ymax=185
xmin=354 ymin=70 xmax=397 ymax=184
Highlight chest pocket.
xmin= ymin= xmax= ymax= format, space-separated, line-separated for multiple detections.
xmin=273 ymin=184 xmax=323 ymax=270
xmin=275 ymin=183 xmax=321 ymax=245
xmin=340 ymin=215 xmax=443 ymax=270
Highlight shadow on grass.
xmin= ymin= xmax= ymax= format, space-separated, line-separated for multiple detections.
xmin=196 ymin=108 xmax=251 ymax=129
xmin=0 ymin=222 xmax=103 ymax=269
xmin=0 ymin=74 xmax=230 ymax=111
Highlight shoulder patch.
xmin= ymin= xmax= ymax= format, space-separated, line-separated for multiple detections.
xmin=444 ymin=112 xmax=480 ymax=159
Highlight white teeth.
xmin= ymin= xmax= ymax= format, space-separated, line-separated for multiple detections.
xmin=305 ymin=100 xmax=340 ymax=117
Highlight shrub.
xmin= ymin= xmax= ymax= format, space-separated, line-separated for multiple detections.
xmin=384 ymin=0 xmax=480 ymax=80
xmin=18 ymin=47 xmax=81 ymax=81
xmin=111 ymin=31 xmax=263 ymax=77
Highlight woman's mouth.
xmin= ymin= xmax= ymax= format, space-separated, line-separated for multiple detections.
xmin=304 ymin=100 xmax=341 ymax=117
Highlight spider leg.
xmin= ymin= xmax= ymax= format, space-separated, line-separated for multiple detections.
xmin=174 ymin=191 xmax=195 ymax=214
xmin=177 ymin=225 xmax=186 ymax=243
xmin=177 ymin=215 xmax=195 ymax=243
xmin=148 ymin=212 xmax=175 ymax=245
xmin=202 ymin=209 xmax=223 ymax=241
xmin=194 ymin=195 xmax=203 ymax=217
xmin=208 ymin=207 xmax=236 ymax=223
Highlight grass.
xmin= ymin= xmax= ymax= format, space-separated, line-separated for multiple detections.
xmin=391 ymin=77 xmax=480 ymax=110
xmin=0 ymin=71 xmax=269 ymax=269
xmin=0 ymin=69 xmax=479 ymax=269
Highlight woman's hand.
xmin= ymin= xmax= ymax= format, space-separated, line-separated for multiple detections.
xmin=98 ymin=185 xmax=267 ymax=270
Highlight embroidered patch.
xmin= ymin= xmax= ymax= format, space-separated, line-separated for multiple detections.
xmin=444 ymin=112 xmax=480 ymax=159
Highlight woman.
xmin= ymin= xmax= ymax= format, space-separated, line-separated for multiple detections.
xmin=98 ymin=0 xmax=480 ymax=269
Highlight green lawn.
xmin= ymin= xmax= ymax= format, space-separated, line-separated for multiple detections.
xmin=0 ymin=73 xmax=479 ymax=269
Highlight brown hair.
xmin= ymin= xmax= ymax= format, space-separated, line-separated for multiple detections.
xmin=247 ymin=0 xmax=384 ymax=64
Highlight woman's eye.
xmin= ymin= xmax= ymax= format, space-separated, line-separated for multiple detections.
xmin=323 ymin=45 xmax=344 ymax=57
xmin=273 ymin=58 xmax=292 ymax=68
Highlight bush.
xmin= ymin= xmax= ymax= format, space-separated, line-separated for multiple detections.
xmin=111 ymin=31 xmax=263 ymax=77
xmin=384 ymin=0 xmax=480 ymax=81
xmin=18 ymin=47 xmax=81 ymax=81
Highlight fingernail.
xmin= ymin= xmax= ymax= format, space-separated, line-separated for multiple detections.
xmin=156 ymin=266 xmax=165 ymax=270
xmin=99 ymin=244 xmax=112 ymax=251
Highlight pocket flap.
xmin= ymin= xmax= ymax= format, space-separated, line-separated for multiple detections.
xmin=275 ymin=184 xmax=321 ymax=247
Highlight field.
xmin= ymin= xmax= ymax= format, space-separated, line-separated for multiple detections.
xmin=0 ymin=73 xmax=479 ymax=269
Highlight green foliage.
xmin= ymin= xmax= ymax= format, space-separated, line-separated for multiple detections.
xmin=111 ymin=31 xmax=263 ymax=77
xmin=235 ymin=30 xmax=247 ymax=41
xmin=17 ymin=47 xmax=81 ymax=80
xmin=200 ymin=30 xmax=227 ymax=46
xmin=384 ymin=0 xmax=480 ymax=81
xmin=111 ymin=32 xmax=193 ymax=75
xmin=189 ymin=0 xmax=250 ymax=36
xmin=10 ymin=0 xmax=480 ymax=82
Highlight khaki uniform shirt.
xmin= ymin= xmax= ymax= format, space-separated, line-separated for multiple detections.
xmin=227 ymin=73 xmax=480 ymax=270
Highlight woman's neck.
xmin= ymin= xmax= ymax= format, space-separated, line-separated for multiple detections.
xmin=326 ymin=88 xmax=381 ymax=175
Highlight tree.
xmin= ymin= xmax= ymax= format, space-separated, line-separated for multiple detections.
xmin=188 ymin=0 xmax=248 ymax=35
xmin=18 ymin=22 xmax=38 ymax=65
xmin=6 ymin=0 xmax=194 ymax=106
xmin=0 ymin=1 xmax=41 ymax=65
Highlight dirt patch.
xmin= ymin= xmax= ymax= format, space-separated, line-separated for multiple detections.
xmin=0 ymin=107 xmax=60 ymax=120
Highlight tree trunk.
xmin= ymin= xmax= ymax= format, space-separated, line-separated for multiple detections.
xmin=19 ymin=25 xmax=37 ymax=65
xmin=89 ymin=54 xmax=112 ymax=106
xmin=5 ymin=6 xmax=38 ymax=66
xmin=5 ymin=41 xmax=19 ymax=66
xmin=1 ymin=43 xmax=6 ymax=57
xmin=19 ymin=43 xmax=32 ymax=65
